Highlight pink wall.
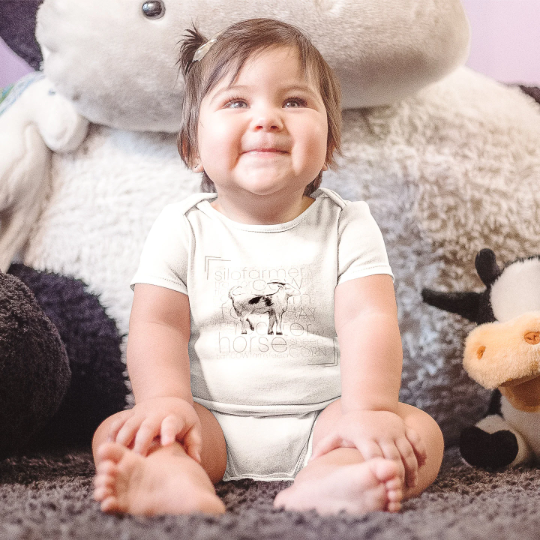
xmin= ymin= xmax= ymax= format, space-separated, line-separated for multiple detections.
xmin=1 ymin=1 xmax=540 ymax=89
xmin=0 ymin=38 xmax=33 ymax=88
xmin=462 ymin=0 xmax=540 ymax=86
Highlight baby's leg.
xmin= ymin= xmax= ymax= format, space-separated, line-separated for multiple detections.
xmin=274 ymin=401 xmax=444 ymax=515
xmin=92 ymin=403 xmax=227 ymax=515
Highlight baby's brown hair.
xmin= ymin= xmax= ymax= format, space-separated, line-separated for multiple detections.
xmin=177 ymin=18 xmax=342 ymax=195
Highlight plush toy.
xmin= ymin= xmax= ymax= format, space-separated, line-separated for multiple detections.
xmin=423 ymin=249 xmax=540 ymax=469
xmin=0 ymin=265 xmax=127 ymax=455
xmin=0 ymin=0 xmax=470 ymax=320
xmin=0 ymin=268 xmax=70 ymax=457
xmin=0 ymin=73 xmax=88 ymax=271
xmin=1 ymin=0 xmax=540 ymax=449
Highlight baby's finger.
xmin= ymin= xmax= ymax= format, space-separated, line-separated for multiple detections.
xmin=406 ymin=427 xmax=427 ymax=467
xmin=133 ymin=418 xmax=161 ymax=455
xmin=160 ymin=415 xmax=183 ymax=447
xmin=108 ymin=411 xmax=133 ymax=442
xmin=116 ymin=416 xmax=144 ymax=448
xmin=396 ymin=437 xmax=419 ymax=488
xmin=310 ymin=434 xmax=344 ymax=461
xmin=183 ymin=424 xmax=203 ymax=463
xmin=356 ymin=440 xmax=384 ymax=462
xmin=380 ymin=442 xmax=406 ymax=482
xmin=380 ymin=442 xmax=400 ymax=461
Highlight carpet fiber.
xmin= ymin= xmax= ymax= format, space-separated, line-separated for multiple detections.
xmin=1 ymin=447 xmax=539 ymax=539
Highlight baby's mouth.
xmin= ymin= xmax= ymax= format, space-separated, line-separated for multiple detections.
xmin=244 ymin=148 xmax=288 ymax=154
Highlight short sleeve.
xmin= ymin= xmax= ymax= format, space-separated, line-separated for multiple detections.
xmin=337 ymin=201 xmax=393 ymax=284
xmin=130 ymin=205 xmax=191 ymax=294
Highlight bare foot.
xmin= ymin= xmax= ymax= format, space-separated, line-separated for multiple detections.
xmin=273 ymin=458 xmax=403 ymax=515
xmin=93 ymin=442 xmax=225 ymax=515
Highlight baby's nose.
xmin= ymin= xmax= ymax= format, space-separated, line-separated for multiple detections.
xmin=253 ymin=108 xmax=283 ymax=131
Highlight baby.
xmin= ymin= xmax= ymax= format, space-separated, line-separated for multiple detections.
xmin=92 ymin=18 xmax=444 ymax=516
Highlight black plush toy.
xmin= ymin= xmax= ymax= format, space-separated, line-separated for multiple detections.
xmin=0 ymin=269 xmax=69 ymax=457
xmin=423 ymin=249 xmax=540 ymax=469
xmin=0 ymin=265 xmax=127 ymax=456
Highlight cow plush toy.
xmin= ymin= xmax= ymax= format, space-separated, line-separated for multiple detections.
xmin=423 ymin=249 xmax=540 ymax=469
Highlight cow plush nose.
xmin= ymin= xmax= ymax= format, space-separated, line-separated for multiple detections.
xmin=463 ymin=312 xmax=540 ymax=389
xmin=524 ymin=331 xmax=540 ymax=345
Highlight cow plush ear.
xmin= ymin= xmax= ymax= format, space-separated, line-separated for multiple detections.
xmin=421 ymin=289 xmax=482 ymax=323
xmin=475 ymin=249 xmax=501 ymax=287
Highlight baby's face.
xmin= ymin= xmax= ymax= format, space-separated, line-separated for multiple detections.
xmin=195 ymin=46 xmax=328 ymax=202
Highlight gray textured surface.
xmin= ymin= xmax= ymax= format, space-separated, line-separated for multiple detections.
xmin=1 ymin=447 xmax=539 ymax=539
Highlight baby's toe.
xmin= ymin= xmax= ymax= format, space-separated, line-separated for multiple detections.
xmin=94 ymin=485 xmax=114 ymax=502
xmin=100 ymin=495 xmax=122 ymax=514
xmin=386 ymin=500 xmax=402 ymax=513
xmin=95 ymin=460 xmax=118 ymax=479
xmin=273 ymin=486 xmax=294 ymax=509
xmin=385 ymin=476 xmax=403 ymax=493
xmin=386 ymin=482 xmax=403 ymax=501
xmin=98 ymin=442 xmax=127 ymax=462
xmin=94 ymin=472 xmax=116 ymax=492
xmin=369 ymin=457 xmax=401 ymax=484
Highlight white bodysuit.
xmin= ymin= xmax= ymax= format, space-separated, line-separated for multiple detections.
xmin=131 ymin=188 xmax=393 ymax=480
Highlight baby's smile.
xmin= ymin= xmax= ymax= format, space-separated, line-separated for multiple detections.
xmin=242 ymin=148 xmax=289 ymax=156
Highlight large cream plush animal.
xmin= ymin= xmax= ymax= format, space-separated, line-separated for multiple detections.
xmin=2 ymin=0 xmax=540 ymax=444
xmin=0 ymin=0 xmax=470 ymax=333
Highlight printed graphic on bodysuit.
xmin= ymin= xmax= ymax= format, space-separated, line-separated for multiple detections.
xmin=207 ymin=259 xmax=338 ymax=366
xmin=228 ymin=281 xmax=300 ymax=335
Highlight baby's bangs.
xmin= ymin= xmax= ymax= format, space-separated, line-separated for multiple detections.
xmin=198 ymin=36 xmax=313 ymax=100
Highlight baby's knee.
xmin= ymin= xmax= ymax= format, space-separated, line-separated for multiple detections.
xmin=398 ymin=403 xmax=444 ymax=454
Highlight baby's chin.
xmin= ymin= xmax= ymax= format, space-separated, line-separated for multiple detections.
xmin=236 ymin=174 xmax=315 ymax=197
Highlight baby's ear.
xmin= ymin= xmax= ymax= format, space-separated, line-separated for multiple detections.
xmin=177 ymin=134 xmax=201 ymax=171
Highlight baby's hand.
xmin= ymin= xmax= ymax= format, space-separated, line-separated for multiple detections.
xmin=310 ymin=410 xmax=426 ymax=488
xmin=107 ymin=397 xmax=202 ymax=462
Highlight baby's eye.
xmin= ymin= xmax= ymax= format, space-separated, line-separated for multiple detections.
xmin=224 ymin=99 xmax=248 ymax=109
xmin=284 ymin=98 xmax=307 ymax=108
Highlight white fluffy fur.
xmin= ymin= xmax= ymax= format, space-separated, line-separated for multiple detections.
xmin=491 ymin=260 xmax=540 ymax=323
xmin=35 ymin=0 xmax=470 ymax=131
xmin=501 ymin=398 xmax=540 ymax=460
xmin=0 ymin=75 xmax=88 ymax=270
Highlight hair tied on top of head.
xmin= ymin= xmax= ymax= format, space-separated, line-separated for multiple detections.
xmin=192 ymin=31 xmax=223 ymax=63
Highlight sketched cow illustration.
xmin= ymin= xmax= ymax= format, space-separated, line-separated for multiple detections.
xmin=228 ymin=281 xmax=301 ymax=335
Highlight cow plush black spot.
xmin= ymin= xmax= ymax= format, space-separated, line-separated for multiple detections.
xmin=423 ymin=248 xmax=540 ymax=469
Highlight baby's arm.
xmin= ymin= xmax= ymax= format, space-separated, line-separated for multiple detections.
xmin=108 ymin=284 xmax=202 ymax=460
xmin=337 ymin=275 xmax=402 ymax=413
xmin=311 ymin=275 xmax=426 ymax=486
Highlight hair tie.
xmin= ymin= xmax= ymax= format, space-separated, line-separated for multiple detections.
xmin=192 ymin=31 xmax=223 ymax=63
